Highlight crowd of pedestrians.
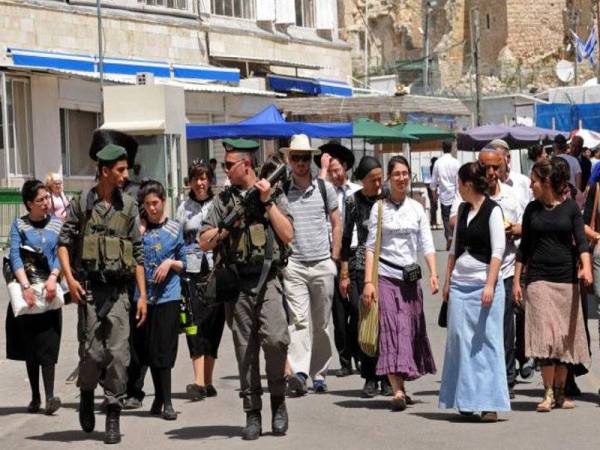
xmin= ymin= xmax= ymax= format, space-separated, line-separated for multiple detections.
xmin=3 ymin=128 xmax=600 ymax=443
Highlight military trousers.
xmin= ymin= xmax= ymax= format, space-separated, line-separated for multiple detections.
xmin=77 ymin=284 xmax=130 ymax=407
xmin=228 ymin=275 xmax=290 ymax=412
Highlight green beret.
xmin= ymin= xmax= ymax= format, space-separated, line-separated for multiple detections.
xmin=96 ymin=144 xmax=128 ymax=162
xmin=222 ymin=138 xmax=259 ymax=152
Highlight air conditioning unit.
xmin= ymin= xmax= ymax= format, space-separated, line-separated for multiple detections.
xmin=136 ymin=72 xmax=155 ymax=85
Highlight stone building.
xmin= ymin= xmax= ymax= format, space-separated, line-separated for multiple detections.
xmin=338 ymin=0 xmax=596 ymax=94
xmin=0 ymin=0 xmax=352 ymax=189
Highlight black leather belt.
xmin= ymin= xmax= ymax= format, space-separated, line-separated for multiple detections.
xmin=379 ymin=257 xmax=405 ymax=271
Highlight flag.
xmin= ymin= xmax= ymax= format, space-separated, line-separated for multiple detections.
xmin=584 ymin=26 xmax=597 ymax=66
xmin=571 ymin=30 xmax=586 ymax=64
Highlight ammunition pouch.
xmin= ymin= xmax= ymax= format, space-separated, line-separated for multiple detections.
xmin=204 ymin=265 xmax=241 ymax=305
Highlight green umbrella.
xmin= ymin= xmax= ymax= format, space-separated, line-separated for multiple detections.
xmin=390 ymin=123 xmax=455 ymax=142
xmin=353 ymin=118 xmax=418 ymax=141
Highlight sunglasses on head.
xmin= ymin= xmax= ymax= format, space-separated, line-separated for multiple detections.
xmin=289 ymin=154 xmax=311 ymax=163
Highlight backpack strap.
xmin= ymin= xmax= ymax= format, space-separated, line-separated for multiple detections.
xmin=317 ymin=177 xmax=329 ymax=218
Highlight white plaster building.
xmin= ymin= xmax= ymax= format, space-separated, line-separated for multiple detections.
xmin=0 ymin=0 xmax=352 ymax=190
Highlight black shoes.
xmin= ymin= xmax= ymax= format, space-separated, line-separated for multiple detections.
xmin=27 ymin=398 xmax=41 ymax=414
xmin=122 ymin=397 xmax=143 ymax=410
xmin=380 ymin=379 xmax=393 ymax=397
xmin=45 ymin=396 xmax=61 ymax=415
xmin=150 ymin=398 xmax=163 ymax=416
xmin=162 ymin=403 xmax=177 ymax=421
xmin=186 ymin=383 xmax=207 ymax=401
xmin=104 ymin=405 xmax=121 ymax=444
xmin=519 ymin=359 xmax=535 ymax=380
xmin=241 ymin=411 xmax=262 ymax=441
xmin=206 ymin=384 xmax=218 ymax=398
xmin=79 ymin=390 xmax=95 ymax=433
xmin=271 ymin=397 xmax=288 ymax=436
xmin=361 ymin=380 xmax=379 ymax=398
xmin=336 ymin=366 xmax=353 ymax=378
xmin=286 ymin=373 xmax=308 ymax=397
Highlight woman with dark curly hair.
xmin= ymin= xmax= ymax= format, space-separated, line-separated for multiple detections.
xmin=439 ymin=161 xmax=508 ymax=422
xmin=513 ymin=158 xmax=592 ymax=413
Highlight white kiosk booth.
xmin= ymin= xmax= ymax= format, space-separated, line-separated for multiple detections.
xmin=101 ymin=83 xmax=187 ymax=214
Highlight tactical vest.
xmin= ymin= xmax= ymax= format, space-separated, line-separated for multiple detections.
xmin=220 ymin=188 xmax=291 ymax=273
xmin=76 ymin=189 xmax=137 ymax=282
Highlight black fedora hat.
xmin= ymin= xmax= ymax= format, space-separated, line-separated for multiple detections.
xmin=89 ymin=129 xmax=138 ymax=167
xmin=314 ymin=141 xmax=355 ymax=169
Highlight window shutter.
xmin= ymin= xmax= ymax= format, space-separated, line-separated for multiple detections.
xmin=315 ymin=0 xmax=334 ymax=30
xmin=198 ymin=0 xmax=210 ymax=14
xmin=257 ymin=0 xmax=276 ymax=21
xmin=275 ymin=0 xmax=295 ymax=24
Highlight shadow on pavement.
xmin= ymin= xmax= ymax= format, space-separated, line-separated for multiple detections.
xmin=509 ymin=401 xmax=539 ymax=412
xmin=516 ymin=389 xmax=599 ymax=404
xmin=0 ymin=406 xmax=29 ymax=416
xmin=333 ymin=400 xmax=390 ymax=410
xmin=165 ymin=425 xmax=242 ymax=440
xmin=412 ymin=390 xmax=439 ymax=397
xmin=326 ymin=389 xmax=364 ymax=398
xmin=410 ymin=412 xmax=507 ymax=423
xmin=26 ymin=430 xmax=104 ymax=442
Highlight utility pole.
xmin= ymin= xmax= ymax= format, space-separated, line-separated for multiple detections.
xmin=566 ymin=5 xmax=580 ymax=86
xmin=471 ymin=7 xmax=482 ymax=126
xmin=96 ymin=0 xmax=105 ymax=122
xmin=364 ymin=0 xmax=369 ymax=89
xmin=423 ymin=1 xmax=438 ymax=95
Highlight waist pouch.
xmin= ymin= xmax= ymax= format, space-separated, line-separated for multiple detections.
xmin=204 ymin=265 xmax=241 ymax=305
xmin=380 ymin=257 xmax=422 ymax=282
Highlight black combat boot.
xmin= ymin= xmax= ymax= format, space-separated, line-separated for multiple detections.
xmin=271 ymin=397 xmax=288 ymax=436
xmin=79 ymin=390 xmax=95 ymax=433
xmin=104 ymin=405 xmax=121 ymax=444
xmin=241 ymin=411 xmax=262 ymax=441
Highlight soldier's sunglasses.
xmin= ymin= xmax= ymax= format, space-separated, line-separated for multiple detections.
xmin=222 ymin=159 xmax=244 ymax=171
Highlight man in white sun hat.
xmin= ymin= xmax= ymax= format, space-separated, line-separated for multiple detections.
xmin=281 ymin=134 xmax=341 ymax=397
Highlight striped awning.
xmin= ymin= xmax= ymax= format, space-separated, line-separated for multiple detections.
xmin=7 ymin=48 xmax=240 ymax=83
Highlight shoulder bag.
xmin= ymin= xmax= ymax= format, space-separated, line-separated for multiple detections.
xmin=358 ymin=199 xmax=383 ymax=358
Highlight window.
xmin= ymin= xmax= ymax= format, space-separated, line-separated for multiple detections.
xmin=3 ymin=78 xmax=34 ymax=176
xmin=137 ymin=0 xmax=188 ymax=10
xmin=211 ymin=0 xmax=256 ymax=18
xmin=295 ymin=0 xmax=315 ymax=27
xmin=60 ymin=109 xmax=100 ymax=177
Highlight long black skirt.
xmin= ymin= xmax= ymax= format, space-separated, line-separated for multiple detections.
xmin=133 ymin=301 xmax=180 ymax=369
xmin=184 ymin=273 xmax=225 ymax=359
xmin=5 ymin=304 xmax=62 ymax=365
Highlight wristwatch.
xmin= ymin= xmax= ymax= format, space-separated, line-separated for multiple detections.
xmin=22 ymin=283 xmax=31 ymax=290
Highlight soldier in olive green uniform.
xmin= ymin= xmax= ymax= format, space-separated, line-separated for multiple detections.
xmin=58 ymin=144 xmax=147 ymax=445
xmin=200 ymin=139 xmax=293 ymax=441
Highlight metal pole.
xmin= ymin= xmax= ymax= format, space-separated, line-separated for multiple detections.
xmin=96 ymin=0 xmax=105 ymax=122
xmin=471 ymin=8 xmax=482 ymax=126
xmin=364 ymin=0 xmax=369 ymax=89
xmin=423 ymin=3 xmax=430 ymax=94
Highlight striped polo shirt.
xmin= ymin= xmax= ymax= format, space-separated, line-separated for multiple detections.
xmin=286 ymin=177 xmax=338 ymax=262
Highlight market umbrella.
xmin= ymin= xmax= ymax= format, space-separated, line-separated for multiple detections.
xmin=457 ymin=124 xmax=568 ymax=151
xmin=352 ymin=118 xmax=418 ymax=141
xmin=389 ymin=123 xmax=455 ymax=141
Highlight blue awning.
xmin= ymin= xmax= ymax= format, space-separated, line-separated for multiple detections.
xmin=267 ymin=74 xmax=352 ymax=97
xmin=7 ymin=48 xmax=240 ymax=84
xmin=186 ymin=104 xmax=352 ymax=139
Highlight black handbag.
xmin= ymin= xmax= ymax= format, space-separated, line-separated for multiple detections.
xmin=402 ymin=263 xmax=423 ymax=283
xmin=438 ymin=302 xmax=448 ymax=328
xmin=204 ymin=265 xmax=241 ymax=305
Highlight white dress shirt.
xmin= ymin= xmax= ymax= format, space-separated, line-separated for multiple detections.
xmin=334 ymin=180 xmax=361 ymax=248
xmin=450 ymin=182 xmax=522 ymax=279
xmin=505 ymin=170 xmax=533 ymax=211
xmin=430 ymin=153 xmax=460 ymax=206
xmin=365 ymin=197 xmax=435 ymax=280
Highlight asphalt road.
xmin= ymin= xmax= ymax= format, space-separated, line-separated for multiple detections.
xmin=1 ymin=231 xmax=599 ymax=450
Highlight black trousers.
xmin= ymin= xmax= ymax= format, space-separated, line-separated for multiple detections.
xmin=332 ymin=273 xmax=360 ymax=370
xmin=348 ymin=270 xmax=383 ymax=381
xmin=504 ymin=276 xmax=528 ymax=388
xmin=441 ymin=204 xmax=452 ymax=244
xmin=126 ymin=296 xmax=148 ymax=401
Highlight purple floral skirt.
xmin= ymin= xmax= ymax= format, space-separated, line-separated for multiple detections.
xmin=376 ymin=276 xmax=437 ymax=380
